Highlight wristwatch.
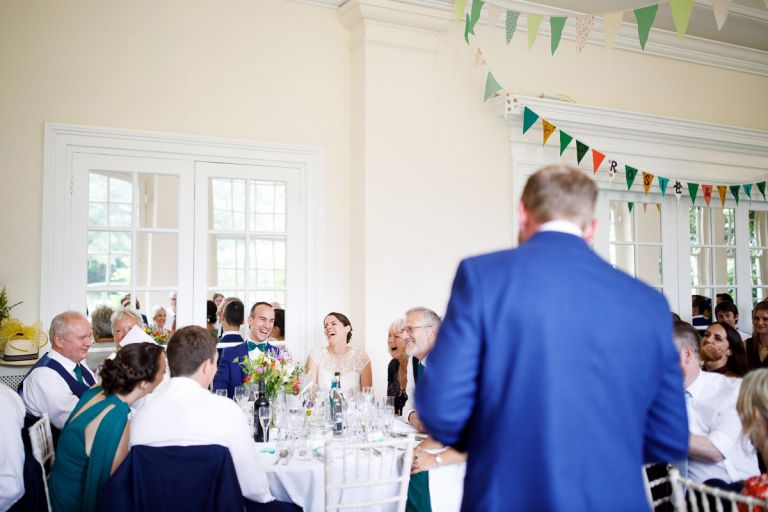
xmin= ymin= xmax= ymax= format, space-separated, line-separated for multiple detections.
xmin=434 ymin=454 xmax=444 ymax=468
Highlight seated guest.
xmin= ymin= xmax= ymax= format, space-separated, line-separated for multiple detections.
xmin=715 ymin=301 xmax=750 ymax=341
xmin=717 ymin=293 xmax=734 ymax=305
xmin=737 ymin=368 xmax=768 ymax=501
xmin=19 ymin=311 xmax=96 ymax=435
xmin=271 ymin=308 xmax=286 ymax=348
xmin=91 ymin=306 xmax=114 ymax=344
xmin=218 ymin=298 xmax=245 ymax=350
xmin=149 ymin=305 xmax=168 ymax=333
xmin=305 ymin=312 xmax=372 ymax=393
xmin=213 ymin=302 xmax=281 ymax=398
xmin=385 ymin=318 xmax=409 ymax=416
xmin=121 ymin=294 xmax=148 ymax=326
xmin=746 ymin=301 xmax=768 ymax=371
xmin=111 ymin=308 xmax=142 ymax=348
xmin=48 ymin=342 xmax=166 ymax=512
xmin=207 ymin=300 xmax=218 ymax=338
xmin=130 ymin=326 xmax=282 ymax=506
xmin=0 ymin=384 xmax=25 ymax=510
xmin=674 ymin=321 xmax=759 ymax=483
xmin=700 ymin=321 xmax=749 ymax=378
xmin=692 ymin=295 xmax=712 ymax=335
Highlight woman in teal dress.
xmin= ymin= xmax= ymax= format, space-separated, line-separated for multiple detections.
xmin=49 ymin=342 xmax=166 ymax=512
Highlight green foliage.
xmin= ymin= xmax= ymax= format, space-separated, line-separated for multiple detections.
xmin=0 ymin=287 xmax=22 ymax=324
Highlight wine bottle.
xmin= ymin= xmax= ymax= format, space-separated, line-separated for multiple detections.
xmin=253 ymin=380 xmax=270 ymax=442
xmin=332 ymin=373 xmax=344 ymax=437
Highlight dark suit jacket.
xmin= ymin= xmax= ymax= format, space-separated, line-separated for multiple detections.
xmin=416 ymin=231 xmax=688 ymax=511
xmin=213 ymin=341 xmax=281 ymax=398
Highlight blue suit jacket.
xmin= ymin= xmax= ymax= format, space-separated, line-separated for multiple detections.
xmin=213 ymin=341 xmax=281 ymax=398
xmin=416 ymin=231 xmax=688 ymax=512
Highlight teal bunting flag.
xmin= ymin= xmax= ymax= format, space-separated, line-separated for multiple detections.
xmin=522 ymin=107 xmax=539 ymax=134
xmin=625 ymin=165 xmax=638 ymax=190
xmin=506 ymin=10 xmax=520 ymax=44
xmin=483 ymin=71 xmax=503 ymax=102
xmin=758 ymin=182 xmax=767 ymax=200
xmin=559 ymin=131 xmax=573 ymax=156
xmin=550 ymin=17 xmax=567 ymax=55
xmin=688 ymin=182 xmax=699 ymax=204
xmin=628 ymin=202 xmax=634 ymax=212
xmin=730 ymin=184 xmax=740 ymax=205
xmin=658 ymin=177 xmax=670 ymax=197
xmin=744 ymin=184 xmax=753 ymax=200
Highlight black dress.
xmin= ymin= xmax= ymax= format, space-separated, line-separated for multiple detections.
xmin=386 ymin=358 xmax=409 ymax=416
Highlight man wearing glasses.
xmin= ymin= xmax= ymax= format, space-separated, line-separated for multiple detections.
xmin=401 ymin=306 xmax=440 ymax=432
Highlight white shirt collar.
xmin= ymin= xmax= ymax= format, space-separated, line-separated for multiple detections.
xmin=538 ymin=220 xmax=584 ymax=238
xmin=686 ymin=367 xmax=708 ymax=400
xmin=47 ymin=349 xmax=79 ymax=372
xmin=221 ymin=330 xmax=242 ymax=337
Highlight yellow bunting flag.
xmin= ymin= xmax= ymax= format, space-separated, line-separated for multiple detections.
xmin=717 ymin=185 xmax=727 ymax=207
xmin=454 ymin=0 xmax=468 ymax=21
xmin=602 ymin=12 xmax=623 ymax=49
xmin=642 ymin=172 xmax=654 ymax=195
xmin=702 ymin=185 xmax=713 ymax=206
xmin=528 ymin=14 xmax=543 ymax=50
xmin=542 ymin=119 xmax=556 ymax=145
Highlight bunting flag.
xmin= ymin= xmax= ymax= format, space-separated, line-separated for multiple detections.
xmin=464 ymin=0 xmax=483 ymax=43
xmin=759 ymin=181 xmax=767 ymax=200
xmin=559 ymin=131 xmax=573 ymax=155
xmin=669 ymin=0 xmax=694 ymax=40
xmin=674 ymin=180 xmax=683 ymax=202
xmin=730 ymin=184 xmax=740 ymax=205
xmin=634 ymin=5 xmax=658 ymax=50
xmin=628 ymin=202 xmax=635 ymax=212
xmin=575 ymin=15 xmax=596 ymax=53
xmin=717 ymin=185 xmax=727 ymax=207
xmin=608 ymin=159 xmax=618 ymax=180
xmin=592 ymin=149 xmax=606 ymax=174
xmin=522 ymin=107 xmax=539 ymax=134
xmin=625 ymin=165 xmax=638 ymax=190
xmin=642 ymin=203 xmax=648 ymax=213
xmin=576 ymin=140 xmax=589 ymax=164
xmin=454 ymin=0 xmax=468 ymax=21
xmin=506 ymin=10 xmax=520 ymax=43
xmin=542 ymin=119 xmax=556 ymax=144
xmin=712 ymin=0 xmax=733 ymax=31
xmin=702 ymin=184 xmax=713 ymax=206
xmin=550 ymin=16 xmax=567 ymax=55
xmin=744 ymin=184 xmax=753 ymax=200
xmin=642 ymin=172 xmax=654 ymax=195
xmin=475 ymin=48 xmax=487 ymax=67
xmin=483 ymin=71 xmax=503 ymax=101
xmin=658 ymin=177 xmax=670 ymax=197
xmin=688 ymin=182 xmax=699 ymax=204
xmin=528 ymin=14 xmax=543 ymax=49
xmin=656 ymin=203 xmax=661 ymax=213
xmin=602 ymin=11 xmax=624 ymax=49
xmin=487 ymin=4 xmax=503 ymax=30
xmin=464 ymin=14 xmax=473 ymax=44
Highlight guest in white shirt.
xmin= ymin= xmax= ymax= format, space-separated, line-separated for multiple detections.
xmin=674 ymin=320 xmax=760 ymax=483
xmin=20 ymin=311 xmax=96 ymax=431
xmin=0 ymin=384 xmax=25 ymax=511
xmin=129 ymin=325 xmax=274 ymax=504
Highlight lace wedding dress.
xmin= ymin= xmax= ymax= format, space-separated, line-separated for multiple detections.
xmin=308 ymin=346 xmax=370 ymax=394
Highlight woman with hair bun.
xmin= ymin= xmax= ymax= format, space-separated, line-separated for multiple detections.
xmin=49 ymin=342 xmax=166 ymax=512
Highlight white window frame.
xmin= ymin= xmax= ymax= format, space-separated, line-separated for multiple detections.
xmin=42 ymin=123 xmax=323 ymax=356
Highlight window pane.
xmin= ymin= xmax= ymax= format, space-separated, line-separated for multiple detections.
xmin=691 ymin=247 xmax=712 ymax=286
xmin=87 ymin=255 xmax=107 ymax=285
xmin=89 ymin=203 xmax=107 ymax=227
xmin=713 ymin=247 xmax=735 ymax=286
xmin=210 ymin=178 xmax=246 ymax=231
xmin=138 ymin=174 xmax=179 ymax=229
xmin=751 ymin=211 xmax=768 ymax=248
xmin=109 ymin=175 xmax=133 ymax=203
xmin=88 ymin=231 xmax=108 ymax=253
xmin=89 ymin=173 xmax=108 ymax=202
xmin=209 ymin=235 xmax=246 ymax=288
xmin=110 ymin=232 xmax=131 ymax=253
xmin=136 ymin=233 xmax=177 ymax=287
xmin=753 ymin=249 xmax=768 ymax=286
xmin=609 ymin=244 xmax=634 ymax=276
xmin=690 ymin=207 xmax=710 ymax=245
xmin=635 ymin=204 xmax=661 ymax=243
xmin=109 ymin=204 xmax=132 ymax=228
xmin=249 ymin=181 xmax=284 ymax=233
xmin=110 ymin=255 xmax=131 ymax=284
xmin=636 ymin=246 xmax=662 ymax=286
xmin=754 ymin=288 xmax=768 ymax=305
xmin=275 ymin=184 xmax=285 ymax=215
xmin=609 ymin=202 xmax=633 ymax=243
xmin=713 ymin=208 xmax=735 ymax=245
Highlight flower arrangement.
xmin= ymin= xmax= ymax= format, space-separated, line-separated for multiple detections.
xmin=144 ymin=326 xmax=172 ymax=346
xmin=236 ymin=349 xmax=303 ymax=401
xmin=0 ymin=287 xmax=22 ymax=325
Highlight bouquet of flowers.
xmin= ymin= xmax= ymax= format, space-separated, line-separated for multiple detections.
xmin=144 ymin=326 xmax=172 ymax=346
xmin=236 ymin=349 xmax=303 ymax=401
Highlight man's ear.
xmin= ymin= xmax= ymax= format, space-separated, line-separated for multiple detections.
xmin=583 ymin=218 xmax=598 ymax=244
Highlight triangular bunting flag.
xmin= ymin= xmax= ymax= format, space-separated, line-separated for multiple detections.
xmin=712 ymin=0 xmax=733 ymax=31
xmin=642 ymin=203 xmax=648 ymax=213
xmin=625 ymin=165 xmax=638 ymax=190
xmin=522 ymin=107 xmax=539 ymax=134
xmin=658 ymin=177 xmax=670 ymax=197
xmin=688 ymin=182 xmax=699 ymax=204
xmin=475 ymin=48 xmax=487 ymax=67
xmin=634 ymin=5 xmax=658 ymax=50
xmin=602 ymin=12 xmax=623 ymax=49
xmin=674 ymin=180 xmax=683 ymax=202
xmin=717 ymin=185 xmax=727 ymax=207
xmin=575 ymin=15 xmax=596 ymax=53
xmin=669 ymin=0 xmax=694 ymax=40
xmin=656 ymin=203 xmax=661 ymax=212
xmin=506 ymin=10 xmax=520 ymax=44
xmin=642 ymin=172 xmax=654 ymax=195
xmin=464 ymin=14 xmax=473 ymax=44
xmin=729 ymin=184 xmax=740 ymax=205
xmin=550 ymin=16 xmax=568 ymax=55
xmin=528 ymin=14 xmax=543 ymax=50
xmin=469 ymin=0 xmax=484 ymax=30
xmin=758 ymin=181 xmax=767 ymax=200
xmin=542 ymin=119 xmax=556 ymax=145
xmin=576 ymin=140 xmax=589 ymax=164
xmin=454 ymin=0 xmax=468 ymax=22
xmin=486 ymin=4 xmax=502 ymax=30
xmin=628 ymin=202 xmax=634 ymax=212
xmin=559 ymin=131 xmax=573 ymax=156
xmin=592 ymin=149 xmax=606 ymax=174
xmin=483 ymin=72 xmax=503 ymax=102
xmin=608 ymin=160 xmax=618 ymax=181
xmin=702 ymin=184 xmax=713 ymax=206
xmin=744 ymin=184 xmax=753 ymax=200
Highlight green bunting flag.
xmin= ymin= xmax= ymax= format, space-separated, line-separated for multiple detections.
xmin=483 ymin=72 xmax=503 ymax=102
xmin=522 ymin=107 xmax=539 ymax=134
xmin=528 ymin=14 xmax=543 ymax=50
xmin=559 ymin=131 xmax=573 ymax=156
xmin=634 ymin=5 xmax=658 ymax=50
xmin=744 ymin=184 xmax=753 ymax=200
xmin=625 ymin=165 xmax=638 ymax=190
xmin=550 ymin=17 xmax=567 ymax=55
xmin=669 ymin=0 xmax=694 ymax=40
xmin=688 ymin=182 xmax=699 ymax=204
xmin=576 ymin=140 xmax=589 ymax=164
xmin=658 ymin=176 xmax=670 ymax=197
xmin=464 ymin=14 xmax=472 ymax=44
xmin=628 ymin=202 xmax=634 ymax=213
xmin=758 ymin=182 xmax=767 ymax=200
xmin=730 ymin=184 xmax=741 ymax=205
xmin=469 ymin=0 xmax=484 ymax=31
xmin=506 ymin=10 xmax=520 ymax=44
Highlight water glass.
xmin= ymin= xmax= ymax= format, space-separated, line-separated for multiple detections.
xmin=214 ymin=388 xmax=227 ymax=397
xmin=234 ymin=386 xmax=247 ymax=405
xmin=380 ymin=405 xmax=395 ymax=435
xmin=384 ymin=396 xmax=395 ymax=408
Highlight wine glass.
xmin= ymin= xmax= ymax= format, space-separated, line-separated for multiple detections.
xmin=214 ymin=388 xmax=227 ymax=397
xmin=259 ymin=405 xmax=272 ymax=443
xmin=384 ymin=395 xmax=395 ymax=408
xmin=234 ymin=386 xmax=246 ymax=405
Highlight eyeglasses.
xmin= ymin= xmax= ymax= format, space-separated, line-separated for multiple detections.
xmin=404 ymin=325 xmax=433 ymax=335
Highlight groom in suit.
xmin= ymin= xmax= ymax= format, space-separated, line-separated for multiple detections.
xmin=213 ymin=302 xmax=281 ymax=398
xmin=416 ymin=165 xmax=688 ymax=511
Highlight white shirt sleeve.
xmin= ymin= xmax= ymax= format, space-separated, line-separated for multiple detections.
xmin=402 ymin=357 xmax=417 ymax=424
xmin=21 ymin=367 xmax=80 ymax=430
xmin=0 ymin=386 xmax=26 ymax=511
xmin=221 ymin=401 xmax=274 ymax=503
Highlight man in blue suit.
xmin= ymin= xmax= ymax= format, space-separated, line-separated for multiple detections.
xmin=218 ymin=298 xmax=245 ymax=352
xmin=213 ymin=302 xmax=281 ymax=398
xmin=416 ymin=165 xmax=688 ymax=511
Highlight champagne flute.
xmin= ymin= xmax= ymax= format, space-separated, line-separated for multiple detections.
xmin=259 ymin=405 xmax=272 ymax=443
xmin=214 ymin=388 xmax=227 ymax=397
xmin=234 ymin=386 xmax=246 ymax=405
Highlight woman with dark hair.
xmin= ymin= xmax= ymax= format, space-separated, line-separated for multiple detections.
xmin=305 ymin=312 xmax=372 ymax=393
xmin=206 ymin=300 xmax=218 ymax=338
xmin=49 ymin=342 xmax=166 ymax=512
xmin=746 ymin=301 xmax=768 ymax=371
xmin=700 ymin=321 xmax=749 ymax=377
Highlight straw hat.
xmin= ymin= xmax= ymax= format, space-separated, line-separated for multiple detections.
xmin=0 ymin=318 xmax=48 ymax=366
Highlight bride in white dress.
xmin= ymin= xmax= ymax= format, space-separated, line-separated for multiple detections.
xmin=305 ymin=312 xmax=372 ymax=394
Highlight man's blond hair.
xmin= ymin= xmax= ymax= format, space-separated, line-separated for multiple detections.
xmin=520 ymin=165 xmax=597 ymax=230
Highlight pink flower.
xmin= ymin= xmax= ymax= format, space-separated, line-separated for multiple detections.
xmin=255 ymin=367 xmax=264 ymax=374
